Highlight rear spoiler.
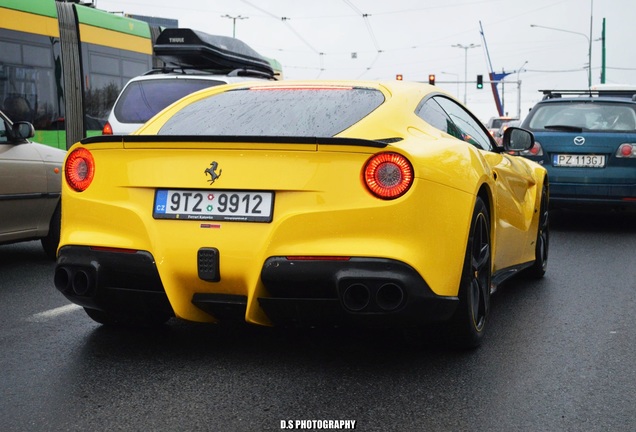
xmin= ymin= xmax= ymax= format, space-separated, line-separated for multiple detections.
xmin=81 ymin=135 xmax=395 ymax=149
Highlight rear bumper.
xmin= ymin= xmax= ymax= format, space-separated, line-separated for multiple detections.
xmin=54 ymin=246 xmax=174 ymax=318
xmin=550 ymin=182 xmax=636 ymax=208
xmin=256 ymin=257 xmax=458 ymax=327
xmin=55 ymin=247 xmax=458 ymax=328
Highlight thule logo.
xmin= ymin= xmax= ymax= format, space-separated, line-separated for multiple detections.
xmin=169 ymin=37 xmax=185 ymax=43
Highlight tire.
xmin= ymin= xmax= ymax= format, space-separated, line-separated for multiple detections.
xmin=41 ymin=204 xmax=61 ymax=260
xmin=84 ymin=307 xmax=118 ymax=325
xmin=83 ymin=307 xmax=170 ymax=327
xmin=524 ymin=183 xmax=549 ymax=279
xmin=449 ymin=196 xmax=491 ymax=349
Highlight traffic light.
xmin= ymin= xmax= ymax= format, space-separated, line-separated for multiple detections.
xmin=396 ymin=74 xmax=403 ymax=81
xmin=476 ymin=74 xmax=483 ymax=89
xmin=428 ymin=74 xmax=435 ymax=85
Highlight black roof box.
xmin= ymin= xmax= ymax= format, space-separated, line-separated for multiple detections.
xmin=154 ymin=28 xmax=274 ymax=76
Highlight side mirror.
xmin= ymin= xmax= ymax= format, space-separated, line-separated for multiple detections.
xmin=503 ymin=127 xmax=534 ymax=152
xmin=12 ymin=121 xmax=35 ymax=140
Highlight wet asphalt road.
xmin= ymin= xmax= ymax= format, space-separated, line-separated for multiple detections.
xmin=1 ymin=210 xmax=635 ymax=432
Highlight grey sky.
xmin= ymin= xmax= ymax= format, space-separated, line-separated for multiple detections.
xmin=97 ymin=0 xmax=636 ymax=121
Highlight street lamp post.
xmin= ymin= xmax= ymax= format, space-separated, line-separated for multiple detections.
xmin=221 ymin=14 xmax=248 ymax=38
xmin=516 ymin=60 xmax=528 ymax=119
xmin=451 ymin=43 xmax=480 ymax=105
xmin=530 ymin=24 xmax=592 ymax=88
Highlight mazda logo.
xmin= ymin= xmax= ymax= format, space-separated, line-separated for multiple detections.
xmin=574 ymin=136 xmax=585 ymax=146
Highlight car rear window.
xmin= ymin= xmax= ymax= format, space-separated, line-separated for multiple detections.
xmin=114 ymin=78 xmax=226 ymax=123
xmin=157 ymin=87 xmax=385 ymax=137
xmin=527 ymin=101 xmax=636 ymax=131
xmin=489 ymin=118 xmax=515 ymax=129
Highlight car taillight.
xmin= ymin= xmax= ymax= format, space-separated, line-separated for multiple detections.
xmin=363 ymin=152 xmax=414 ymax=199
xmin=102 ymin=121 xmax=113 ymax=135
xmin=65 ymin=147 xmax=95 ymax=192
xmin=616 ymin=143 xmax=636 ymax=158
xmin=520 ymin=141 xmax=544 ymax=156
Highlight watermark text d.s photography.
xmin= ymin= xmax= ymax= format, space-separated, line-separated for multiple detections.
xmin=280 ymin=419 xmax=357 ymax=430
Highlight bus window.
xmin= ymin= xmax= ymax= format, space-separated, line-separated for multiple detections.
xmin=0 ymin=1 xmax=155 ymax=149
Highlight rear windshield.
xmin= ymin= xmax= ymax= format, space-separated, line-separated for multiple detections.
xmin=489 ymin=118 xmax=516 ymax=129
xmin=527 ymin=101 xmax=636 ymax=132
xmin=157 ymin=87 xmax=385 ymax=136
xmin=114 ymin=78 xmax=226 ymax=123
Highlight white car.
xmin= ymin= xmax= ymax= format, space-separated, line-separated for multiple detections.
xmin=485 ymin=115 xmax=518 ymax=137
xmin=103 ymin=72 xmax=270 ymax=135
xmin=103 ymin=28 xmax=278 ymax=135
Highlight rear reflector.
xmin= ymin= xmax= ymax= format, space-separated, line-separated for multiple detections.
xmin=285 ymin=256 xmax=351 ymax=261
xmin=89 ymin=246 xmax=138 ymax=254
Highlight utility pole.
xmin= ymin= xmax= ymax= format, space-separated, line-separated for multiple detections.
xmin=601 ymin=18 xmax=606 ymax=83
xmin=589 ymin=0 xmax=593 ymax=87
xmin=500 ymin=68 xmax=507 ymax=114
xmin=516 ymin=61 xmax=528 ymax=119
xmin=221 ymin=14 xmax=248 ymax=38
xmin=451 ymin=43 xmax=480 ymax=105
xmin=531 ymin=24 xmax=592 ymax=88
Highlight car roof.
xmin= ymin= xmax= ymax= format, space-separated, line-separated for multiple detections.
xmin=123 ymin=73 xmax=259 ymax=84
xmin=155 ymin=79 xmax=453 ymax=106
xmin=538 ymin=89 xmax=636 ymax=104
xmin=535 ymin=96 xmax=636 ymax=106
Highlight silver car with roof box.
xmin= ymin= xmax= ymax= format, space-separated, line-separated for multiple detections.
xmin=103 ymin=28 xmax=278 ymax=135
xmin=0 ymin=109 xmax=64 ymax=258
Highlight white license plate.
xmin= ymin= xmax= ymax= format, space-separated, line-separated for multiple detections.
xmin=553 ymin=154 xmax=605 ymax=168
xmin=153 ymin=189 xmax=273 ymax=222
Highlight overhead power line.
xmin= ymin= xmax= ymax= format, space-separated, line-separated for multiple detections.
xmin=341 ymin=0 xmax=383 ymax=78
xmin=240 ymin=0 xmax=320 ymax=55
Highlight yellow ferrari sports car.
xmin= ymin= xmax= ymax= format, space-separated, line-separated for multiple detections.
xmin=54 ymin=80 xmax=548 ymax=347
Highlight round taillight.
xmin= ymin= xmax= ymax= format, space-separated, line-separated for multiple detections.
xmin=65 ymin=147 xmax=95 ymax=192
xmin=363 ymin=152 xmax=414 ymax=199
xmin=619 ymin=143 xmax=633 ymax=157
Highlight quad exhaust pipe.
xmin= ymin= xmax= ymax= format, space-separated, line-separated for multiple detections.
xmin=54 ymin=266 xmax=96 ymax=296
xmin=342 ymin=283 xmax=370 ymax=311
xmin=341 ymin=281 xmax=405 ymax=313
xmin=376 ymin=283 xmax=405 ymax=311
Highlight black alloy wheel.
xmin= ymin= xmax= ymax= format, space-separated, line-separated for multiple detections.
xmin=450 ymin=196 xmax=491 ymax=348
xmin=525 ymin=182 xmax=549 ymax=279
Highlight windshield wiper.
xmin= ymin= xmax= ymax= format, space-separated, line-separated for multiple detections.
xmin=544 ymin=124 xmax=584 ymax=132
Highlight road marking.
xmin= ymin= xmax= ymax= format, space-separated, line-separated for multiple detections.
xmin=27 ymin=304 xmax=82 ymax=322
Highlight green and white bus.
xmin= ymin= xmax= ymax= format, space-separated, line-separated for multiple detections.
xmin=0 ymin=0 xmax=160 ymax=149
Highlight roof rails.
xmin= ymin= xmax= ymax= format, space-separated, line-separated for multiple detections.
xmin=540 ymin=89 xmax=636 ymax=101
xmin=154 ymin=28 xmax=275 ymax=78
xmin=142 ymin=67 xmax=275 ymax=80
